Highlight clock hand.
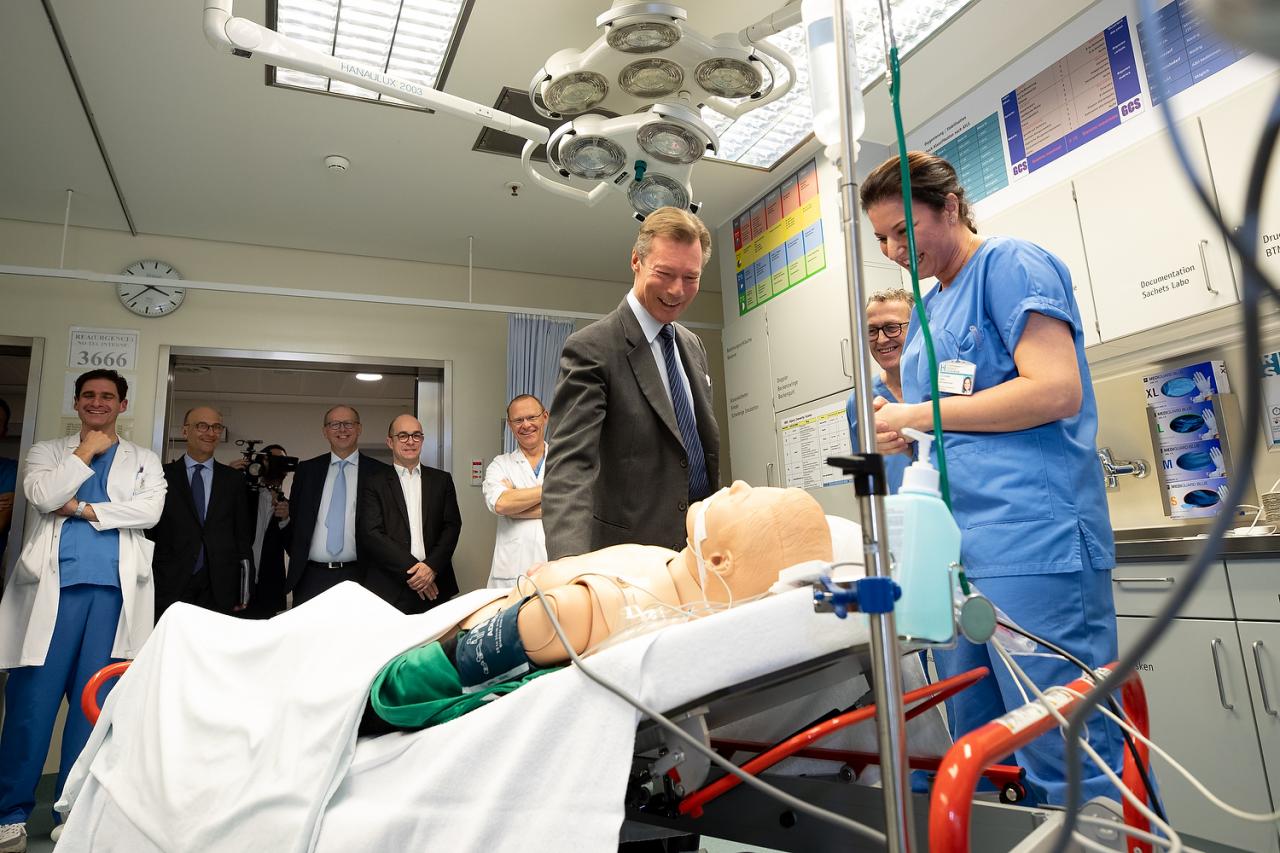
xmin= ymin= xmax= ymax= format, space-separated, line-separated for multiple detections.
xmin=141 ymin=284 xmax=173 ymax=297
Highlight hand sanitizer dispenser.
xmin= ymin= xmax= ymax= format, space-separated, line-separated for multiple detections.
xmin=885 ymin=428 xmax=961 ymax=644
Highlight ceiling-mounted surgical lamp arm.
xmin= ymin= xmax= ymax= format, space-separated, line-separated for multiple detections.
xmin=702 ymin=4 xmax=802 ymax=120
xmin=519 ymin=140 xmax=612 ymax=206
xmin=201 ymin=0 xmax=550 ymax=144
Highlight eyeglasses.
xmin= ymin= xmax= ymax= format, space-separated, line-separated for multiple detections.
xmin=187 ymin=422 xmax=225 ymax=434
xmin=391 ymin=431 xmax=425 ymax=443
xmin=508 ymin=412 xmax=546 ymax=426
xmin=325 ymin=420 xmax=360 ymax=431
xmin=867 ymin=323 xmax=907 ymax=341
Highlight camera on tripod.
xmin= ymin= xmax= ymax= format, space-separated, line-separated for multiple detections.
xmin=235 ymin=439 xmax=298 ymax=493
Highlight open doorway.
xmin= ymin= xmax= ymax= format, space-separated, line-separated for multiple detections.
xmin=0 ymin=337 xmax=45 ymax=581
xmin=153 ymin=348 xmax=449 ymax=471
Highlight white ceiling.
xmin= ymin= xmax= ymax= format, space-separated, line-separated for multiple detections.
xmin=0 ymin=0 xmax=1093 ymax=286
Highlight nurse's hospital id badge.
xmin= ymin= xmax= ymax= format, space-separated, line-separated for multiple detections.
xmin=938 ymin=359 xmax=976 ymax=395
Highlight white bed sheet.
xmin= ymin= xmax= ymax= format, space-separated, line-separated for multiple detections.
xmin=57 ymin=580 xmax=947 ymax=852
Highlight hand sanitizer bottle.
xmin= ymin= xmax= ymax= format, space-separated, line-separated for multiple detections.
xmin=885 ymin=428 xmax=960 ymax=644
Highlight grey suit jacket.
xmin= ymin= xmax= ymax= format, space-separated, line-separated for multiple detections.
xmin=543 ymin=297 xmax=720 ymax=558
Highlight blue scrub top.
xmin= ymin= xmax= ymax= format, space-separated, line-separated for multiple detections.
xmin=847 ymin=376 xmax=910 ymax=495
xmin=59 ymin=442 xmax=121 ymax=588
xmin=899 ymin=236 xmax=1115 ymax=579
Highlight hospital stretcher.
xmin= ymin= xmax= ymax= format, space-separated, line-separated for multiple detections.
xmin=78 ymin=589 xmax=1152 ymax=853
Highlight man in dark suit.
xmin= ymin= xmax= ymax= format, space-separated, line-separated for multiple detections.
xmin=150 ymin=406 xmax=252 ymax=620
xmin=357 ymin=414 xmax=460 ymax=614
xmin=543 ymin=207 xmax=720 ymax=559
xmin=283 ymin=405 xmax=385 ymax=606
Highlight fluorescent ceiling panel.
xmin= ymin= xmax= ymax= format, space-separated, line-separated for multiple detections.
xmin=705 ymin=0 xmax=974 ymax=168
xmin=272 ymin=0 xmax=468 ymax=105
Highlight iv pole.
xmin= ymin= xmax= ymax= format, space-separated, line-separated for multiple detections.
xmin=830 ymin=0 xmax=916 ymax=849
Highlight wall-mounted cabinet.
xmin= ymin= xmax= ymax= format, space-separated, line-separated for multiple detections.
xmin=1198 ymin=74 xmax=1280 ymax=287
xmin=1073 ymin=126 xmax=1238 ymax=341
xmin=721 ymin=307 xmax=778 ymax=486
xmin=980 ymin=180 xmax=1102 ymax=348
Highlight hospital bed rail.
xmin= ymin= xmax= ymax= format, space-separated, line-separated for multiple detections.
xmin=929 ymin=662 xmax=1154 ymax=853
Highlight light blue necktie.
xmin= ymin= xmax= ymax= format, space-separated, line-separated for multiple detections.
xmin=325 ymin=460 xmax=349 ymax=557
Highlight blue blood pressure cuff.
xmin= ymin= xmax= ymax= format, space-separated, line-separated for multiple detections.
xmin=455 ymin=599 xmax=531 ymax=692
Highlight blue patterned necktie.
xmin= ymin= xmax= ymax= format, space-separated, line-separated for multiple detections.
xmin=659 ymin=324 xmax=710 ymax=501
xmin=326 ymin=459 xmax=349 ymax=557
xmin=191 ymin=463 xmax=207 ymax=574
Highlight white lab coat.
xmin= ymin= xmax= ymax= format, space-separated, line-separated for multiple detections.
xmin=0 ymin=434 xmax=166 ymax=669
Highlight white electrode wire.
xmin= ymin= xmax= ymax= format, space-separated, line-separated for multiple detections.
xmin=1073 ymin=816 xmax=1208 ymax=853
xmin=1061 ymin=685 xmax=1280 ymax=824
xmin=989 ymin=638 xmax=1183 ymax=853
xmin=513 ymin=575 xmax=887 ymax=845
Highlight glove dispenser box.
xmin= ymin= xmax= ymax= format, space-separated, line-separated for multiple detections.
xmin=1146 ymin=392 xmax=1255 ymax=519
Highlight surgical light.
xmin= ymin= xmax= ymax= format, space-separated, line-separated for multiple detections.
xmin=606 ymin=20 xmax=681 ymax=53
xmin=637 ymin=121 xmax=704 ymax=164
xmin=559 ymin=134 xmax=627 ymax=179
xmin=628 ymin=174 xmax=689 ymax=216
xmin=693 ymin=57 xmax=762 ymax=98
xmin=543 ymin=71 xmax=609 ymax=115
xmin=618 ymin=58 xmax=683 ymax=98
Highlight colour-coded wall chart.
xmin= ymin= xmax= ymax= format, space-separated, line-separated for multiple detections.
xmin=732 ymin=159 xmax=826 ymax=317
xmin=930 ymin=113 xmax=1008 ymax=204
xmin=1136 ymin=0 xmax=1251 ymax=105
xmin=1004 ymin=17 xmax=1143 ymax=178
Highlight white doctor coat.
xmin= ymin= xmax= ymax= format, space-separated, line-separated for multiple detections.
xmin=0 ymin=434 xmax=166 ymax=669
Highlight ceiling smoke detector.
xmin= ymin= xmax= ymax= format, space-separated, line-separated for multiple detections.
xmin=324 ymin=154 xmax=350 ymax=173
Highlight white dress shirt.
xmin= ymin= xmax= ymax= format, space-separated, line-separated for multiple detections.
xmin=395 ymin=462 xmax=426 ymax=562
xmin=482 ymin=443 xmax=547 ymax=588
xmin=626 ymin=290 xmax=698 ymax=419
xmin=308 ymin=451 xmax=359 ymax=563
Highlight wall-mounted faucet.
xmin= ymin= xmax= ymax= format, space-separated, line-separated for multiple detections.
xmin=1098 ymin=447 xmax=1149 ymax=489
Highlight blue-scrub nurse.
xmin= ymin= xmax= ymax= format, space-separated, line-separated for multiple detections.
xmin=846 ymin=290 xmax=914 ymax=495
xmin=863 ymin=151 xmax=1123 ymax=806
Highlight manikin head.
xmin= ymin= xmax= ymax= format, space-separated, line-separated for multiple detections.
xmin=678 ymin=480 xmax=832 ymax=602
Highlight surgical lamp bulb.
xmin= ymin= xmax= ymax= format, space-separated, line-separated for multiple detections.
xmin=619 ymin=58 xmax=684 ymax=98
xmin=544 ymin=71 xmax=610 ymax=114
xmin=628 ymin=174 xmax=689 ymax=216
xmin=607 ymin=20 xmax=681 ymax=53
xmin=637 ymin=121 xmax=704 ymax=164
xmin=560 ymin=134 xmax=627 ymax=179
xmin=694 ymin=58 xmax=762 ymax=98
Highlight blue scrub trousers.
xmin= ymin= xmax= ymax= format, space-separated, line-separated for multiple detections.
xmin=0 ymin=584 xmax=122 ymax=825
xmin=932 ymin=564 xmax=1125 ymax=806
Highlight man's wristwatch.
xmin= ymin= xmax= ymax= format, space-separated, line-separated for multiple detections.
xmin=73 ymin=501 xmax=88 ymax=519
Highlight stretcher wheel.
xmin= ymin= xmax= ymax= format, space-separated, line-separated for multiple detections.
xmin=999 ymin=781 xmax=1027 ymax=804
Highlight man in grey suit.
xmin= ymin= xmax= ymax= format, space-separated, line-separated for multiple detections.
xmin=544 ymin=207 xmax=720 ymax=559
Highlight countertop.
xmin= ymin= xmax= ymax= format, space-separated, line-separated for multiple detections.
xmin=1115 ymin=526 xmax=1280 ymax=561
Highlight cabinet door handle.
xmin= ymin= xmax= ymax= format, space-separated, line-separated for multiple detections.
xmin=1198 ymin=239 xmax=1219 ymax=295
xmin=1253 ymin=641 xmax=1278 ymax=716
xmin=765 ymin=462 xmax=775 ymax=487
xmin=840 ymin=338 xmax=853 ymax=378
xmin=1211 ymin=638 xmax=1234 ymax=710
xmin=1112 ymin=577 xmax=1174 ymax=585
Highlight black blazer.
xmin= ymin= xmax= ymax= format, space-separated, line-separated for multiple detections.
xmin=356 ymin=463 xmax=461 ymax=614
xmin=148 ymin=458 xmax=252 ymax=618
xmin=283 ymin=452 xmax=386 ymax=592
xmin=543 ymin=298 xmax=720 ymax=558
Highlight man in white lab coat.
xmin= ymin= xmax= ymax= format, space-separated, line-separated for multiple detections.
xmin=482 ymin=394 xmax=548 ymax=588
xmin=0 ymin=369 xmax=165 ymax=852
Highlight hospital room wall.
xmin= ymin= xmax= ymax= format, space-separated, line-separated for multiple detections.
xmin=0 ymin=216 xmax=730 ymax=594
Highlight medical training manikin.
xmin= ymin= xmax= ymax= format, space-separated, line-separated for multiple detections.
xmin=362 ymin=480 xmax=833 ymax=732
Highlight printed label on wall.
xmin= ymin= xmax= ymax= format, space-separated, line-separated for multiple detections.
xmin=1004 ymin=17 xmax=1144 ymax=179
xmin=780 ymin=401 xmax=853 ymax=489
xmin=732 ymin=159 xmax=826 ymax=317
xmin=1136 ymin=0 xmax=1251 ymax=105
